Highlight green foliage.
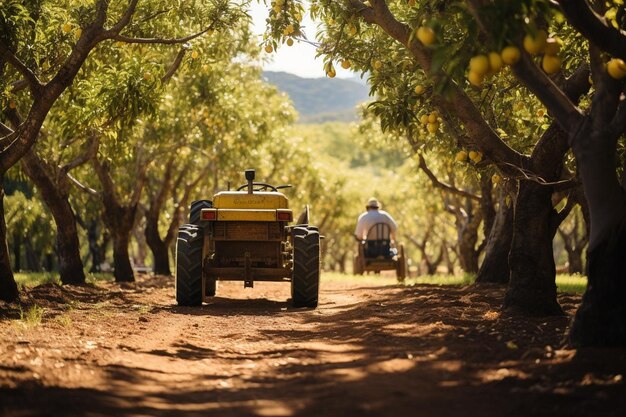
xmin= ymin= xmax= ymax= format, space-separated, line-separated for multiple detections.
xmin=14 ymin=272 xmax=59 ymax=287
xmin=324 ymin=272 xmax=587 ymax=294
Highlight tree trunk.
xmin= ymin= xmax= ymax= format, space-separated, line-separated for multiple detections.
xmin=12 ymin=231 xmax=21 ymax=272
xmin=457 ymin=227 xmax=479 ymax=273
xmin=21 ymin=151 xmax=85 ymax=284
xmin=111 ymin=228 xmax=134 ymax=282
xmin=0 ymin=182 xmax=19 ymax=302
xmin=476 ymin=184 xmax=514 ymax=284
xmin=147 ymin=234 xmax=171 ymax=275
xmin=87 ymin=220 xmax=103 ymax=273
xmin=145 ymin=213 xmax=171 ymax=276
xmin=566 ymin=247 xmax=585 ymax=274
xmin=24 ymin=238 xmax=42 ymax=272
xmin=570 ymin=215 xmax=626 ymax=346
xmin=504 ymin=180 xmax=563 ymax=315
xmin=454 ymin=199 xmax=481 ymax=274
xmin=568 ymin=118 xmax=626 ymax=346
xmin=21 ymin=152 xmax=85 ymax=282
xmin=338 ymin=252 xmax=346 ymax=274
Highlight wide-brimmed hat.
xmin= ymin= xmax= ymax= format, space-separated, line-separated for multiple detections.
xmin=366 ymin=198 xmax=380 ymax=209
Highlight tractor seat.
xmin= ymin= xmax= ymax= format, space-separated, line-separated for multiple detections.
xmin=363 ymin=223 xmax=394 ymax=259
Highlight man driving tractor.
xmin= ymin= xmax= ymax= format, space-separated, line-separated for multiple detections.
xmin=354 ymin=198 xmax=398 ymax=257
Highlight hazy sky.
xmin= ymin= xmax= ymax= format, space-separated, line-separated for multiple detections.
xmin=249 ymin=2 xmax=355 ymax=79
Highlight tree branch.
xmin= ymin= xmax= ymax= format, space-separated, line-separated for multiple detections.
xmin=417 ymin=154 xmax=481 ymax=201
xmin=0 ymin=44 xmax=44 ymax=95
xmin=349 ymin=0 xmax=527 ymax=174
xmin=556 ymin=0 xmax=626 ymax=61
xmin=67 ymin=171 xmax=99 ymax=197
xmin=112 ymin=28 xmax=211 ymax=45
xmin=60 ymin=134 xmax=100 ymax=174
xmin=110 ymin=0 xmax=140 ymax=33
xmin=510 ymin=47 xmax=584 ymax=131
xmin=161 ymin=48 xmax=189 ymax=84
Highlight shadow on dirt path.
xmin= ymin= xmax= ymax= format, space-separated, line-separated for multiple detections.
xmin=0 ymin=277 xmax=624 ymax=417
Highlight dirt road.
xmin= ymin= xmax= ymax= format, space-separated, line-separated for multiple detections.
xmin=1 ymin=275 xmax=624 ymax=417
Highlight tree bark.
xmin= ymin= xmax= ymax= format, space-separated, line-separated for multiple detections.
xmin=12 ymin=231 xmax=20 ymax=272
xmin=569 ymin=116 xmax=626 ymax=346
xmin=475 ymin=183 xmax=514 ymax=284
xmin=24 ymin=238 xmax=42 ymax=272
xmin=111 ymin=228 xmax=134 ymax=282
xmin=101 ymin=200 xmax=137 ymax=282
xmin=504 ymin=180 xmax=563 ymax=315
xmin=0 ymin=181 xmax=19 ymax=302
xmin=93 ymin=158 xmax=143 ymax=283
xmin=21 ymin=150 xmax=85 ymax=284
xmin=145 ymin=220 xmax=171 ymax=275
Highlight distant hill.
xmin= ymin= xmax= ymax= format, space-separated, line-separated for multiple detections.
xmin=262 ymin=71 xmax=370 ymax=123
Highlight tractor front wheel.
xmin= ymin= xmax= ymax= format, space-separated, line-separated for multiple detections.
xmin=291 ymin=229 xmax=320 ymax=308
xmin=176 ymin=224 xmax=203 ymax=306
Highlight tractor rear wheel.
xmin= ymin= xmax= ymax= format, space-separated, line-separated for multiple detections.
xmin=189 ymin=199 xmax=213 ymax=224
xmin=176 ymin=224 xmax=203 ymax=306
xmin=291 ymin=229 xmax=320 ymax=308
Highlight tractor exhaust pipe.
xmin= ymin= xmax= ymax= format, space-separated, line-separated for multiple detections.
xmin=245 ymin=169 xmax=255 ymax=194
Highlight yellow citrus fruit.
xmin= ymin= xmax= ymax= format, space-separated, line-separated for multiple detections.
xmin=420 ymin=114 xmax=429 ymax=125
xmin=501 ymin=46 xmax=521 ymax=65
xmin=74 ymin=28 xmax=82 ymax=38
xmin=416 ymin=26 xmax=435 ymax=46
xmin=265 ymin=44 xmax=273 ymax=53
xmin=286 ymin=38 xmax=294 ymax=47
xmin=428 ymin=112 xmax=438 ymax=124
xmin=469 ymin=55 xmax=490 ymax=76
xmin=488 ymin=52 xmax=503 ymax=73
xmin=536 ymin=109 xmax=545 ymax=117
xmin=469 ymin=151 xmax=483 ymax=163
xmin=341 ymin=60 xmax=351 ymax=69
xmin=607 ymin=58 xmax=626 ymax=79
xmin=373 ymin=60 xmax=383 ymax=70
xmin=427 ymin=122 xmax=439 ymax=133
xmin=327 ymin=69 xmax=336 ymax=78
xmin=523 ymin=29 xmax=548 ymax=55
xmin=414 ymin=85 xmax=424 ymax=94
xmin=62 ymin=23 xmax=72 ymax=34
xmin=191 ymin=50 xmax=199 ymax=59
xmin=544 ymin=38 xmax=561 ymax=56
xmin=514 ymin=102 xmax=524 ymax=111
xmin=455 ymin=151 xmax=468 ymax=162
xmin=542 ymin=54 xmax=561 ymax=74
xmin=468 ymin=70 xmax=484 ymax=86
xmin=492 ymin=174 xmax=501 ymax=185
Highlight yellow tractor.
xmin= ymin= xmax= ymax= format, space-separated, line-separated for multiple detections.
xmin=175 ymin=169 xmax=320 ymax=308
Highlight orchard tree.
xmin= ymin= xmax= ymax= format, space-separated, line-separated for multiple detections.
xmin=464 ymin=0 xmax=626 ymax=345
xmin=271 ymin=0 xmax=592 ymax=316
xmin=0 ymin=0 xmax=245 ymax=300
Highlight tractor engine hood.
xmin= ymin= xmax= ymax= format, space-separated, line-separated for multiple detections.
xmin=212 ymin=191 xmax=289 ymax=210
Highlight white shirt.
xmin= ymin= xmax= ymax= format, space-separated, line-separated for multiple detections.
xmin=354 ymin=209 xmax=398 ymax=241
